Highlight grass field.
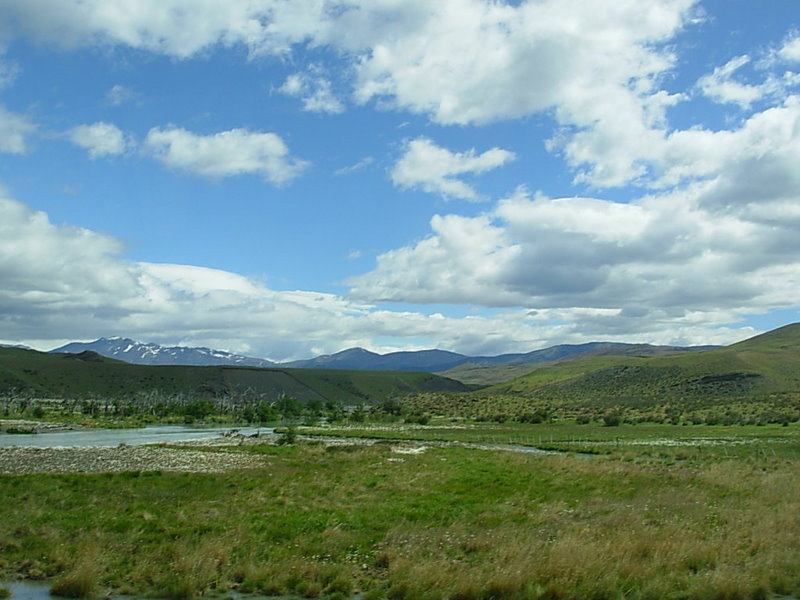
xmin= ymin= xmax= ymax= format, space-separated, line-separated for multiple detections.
xmin=1 ymin=421 xmax=799 ymax=600
xmin=298 ymin=420 xmax=800 ymax=459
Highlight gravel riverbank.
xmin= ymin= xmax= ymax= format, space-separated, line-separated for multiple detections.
xmin=0 ymin=445 xmax=266 ymax=474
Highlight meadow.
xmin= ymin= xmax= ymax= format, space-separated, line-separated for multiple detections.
xmin=1 ymin=420 xmax=799 ymax=600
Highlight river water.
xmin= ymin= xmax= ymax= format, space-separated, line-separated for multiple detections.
xmin=0 ymin=424 xmax=271 ymax=448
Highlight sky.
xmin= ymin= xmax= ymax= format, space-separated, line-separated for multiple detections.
xmin=1 ymin=0 xmax=800 ymax=361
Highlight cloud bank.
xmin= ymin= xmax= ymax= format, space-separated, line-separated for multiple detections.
xmin=0 ymin=192 xmax=757 ymax=359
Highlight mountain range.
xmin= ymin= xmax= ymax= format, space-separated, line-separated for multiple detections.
xmin=50 ymin=337 xmax=718 ymax=373
xmin=52 ymin=338 xmax=276 ymax=368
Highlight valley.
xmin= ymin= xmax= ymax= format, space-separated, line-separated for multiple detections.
xmin=1 ymin=324 xmax=799 ymax=600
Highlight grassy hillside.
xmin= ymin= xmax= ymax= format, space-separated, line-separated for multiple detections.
xmin=404 ymin=324 xmax=800 ymax=424
xmin=437 ymin=362 xmax=543 ymax=386
xmin=491 ymin=323 xmax=800 ymax=404
xmin=0 ymin=347 xmax=468 ymax=405
xmin=439 ymin=343 xmax=719 ymax=386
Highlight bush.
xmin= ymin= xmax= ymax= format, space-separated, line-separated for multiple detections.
xmin=404 ymin=413 xmax=429 ymax=425
xmin=277 ymin=425 xmax=297 ymax=445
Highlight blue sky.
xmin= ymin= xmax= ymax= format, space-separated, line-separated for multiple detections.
xmin=1 ymin=0 xmax=800 ymax=361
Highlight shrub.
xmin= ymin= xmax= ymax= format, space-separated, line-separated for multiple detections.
xmin=277 ymin=424 xmax=297 ymax=445
xmin=404 ymin=413 xmax=429 ymax=425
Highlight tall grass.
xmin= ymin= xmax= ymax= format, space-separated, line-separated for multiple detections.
xmin=1 ymin=440 xmax=799 ymax=599
xmin=49 ymin=548 xmax=101 ymax=598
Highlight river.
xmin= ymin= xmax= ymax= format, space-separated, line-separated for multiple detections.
xmin=0 ymin=424 xmax=271 ymax=448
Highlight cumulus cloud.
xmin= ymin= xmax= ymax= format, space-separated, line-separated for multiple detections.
xmin=779 ymin=31 xmax=800 ymax=62
xmin=0 ymin=195 xmax=142 ymax=335
xmin=696 ymin=55 xmax=764 ymax=108
xmin=66 ymin=122 xmax=133 ymax=158
xmin=391 ymin=137 xmax=515 ymax=201
xmin=278 ymin=65 xmax=344 ymax=114
xmin=348 ymin=0 xmax=695 ymax=187
xmin=657 ymin=95 xmax=800 ymax=189
xmin=0 ymin=105 xmax=36 ymax=154
xmin=143 ymin=126 xmax=308 ymax=184
xmin=0 ymin=0 xmax=699 ymax=189
xmin=0 ymin=0 xmax=321 ymax=58
xmin=348 ymin=171 xmax=800 ymax=325
xmin=695 ymin=55 xmax=797 ymax=109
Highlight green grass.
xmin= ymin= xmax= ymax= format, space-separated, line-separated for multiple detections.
xmin=1 ymin=425 xmax=799 ymax=599
xmin=301 ymin=420 xmax=800 ymax=459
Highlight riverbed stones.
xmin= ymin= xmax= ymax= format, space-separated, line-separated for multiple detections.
xmin=0 ymin=445 xmax=265 ymax=474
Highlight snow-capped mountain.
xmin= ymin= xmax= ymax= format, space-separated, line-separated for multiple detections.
xmin=0 ymin=343 xmax=33 ymax=350
xmin=50 ymin=337 xmax=276 ymax=368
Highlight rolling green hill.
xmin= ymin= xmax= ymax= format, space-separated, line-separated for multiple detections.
xmin=438 ymin=344 xmax=719 ymax=386
xmin=492 ymin=323 xmax=800 ymax=406
xmin=0 ymin=347 xmax=469 ymax=405
xmin=403 ymin=324 xmax=800 ymax=423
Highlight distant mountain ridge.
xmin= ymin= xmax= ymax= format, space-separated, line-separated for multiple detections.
xmin=51 ymin=337 xmax=276 ymax=368
xmin=50 ymin=337 xmax=717 ymax=372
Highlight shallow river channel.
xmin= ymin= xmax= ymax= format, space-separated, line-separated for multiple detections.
xmin=0 ymin=424 xmax=271 ymax=448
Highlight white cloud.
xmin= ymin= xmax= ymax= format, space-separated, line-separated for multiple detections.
xmin=697 ymin=55 xmax=761 ymax=107
xmin=696 ymin=55 xmax=792 ymax=108
xmin=0 ymin=0 xmax=319 ymax=58
xmin=105 ymin=84 xmax=137 ymax=106
xmin=658 ymin=95 xmax=800 ymax=188
xmin=391 ymin=137 xmax=515 ymax=201
xmin=335 ymin=156 xmax=373 ymax=176
xmin=348 ymin=175 xmax=800 ymax=324
xmin=66 ymin=122 xmax=133 ymax=158
xmin=348 ymin=0 xmax=695 ymax=187
xmin=0 ymin=59 xmax=19 ymax=89
xmin=143 ymin=126 xmax=308 ymax=184
xmin=0 ymin=105 xmax=35 ymax=154
xmin=351 ymin=0 xmax=691 ymax=123
xmin=779 ymin=31 xmax=800 ymax=62
xmin=278 ymin=65 xmax=344 ymax=114
xmin=0 ymin=195 xmax=142 ymax=335
xmin=0 ymin=0 xmax=698 ymax=189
